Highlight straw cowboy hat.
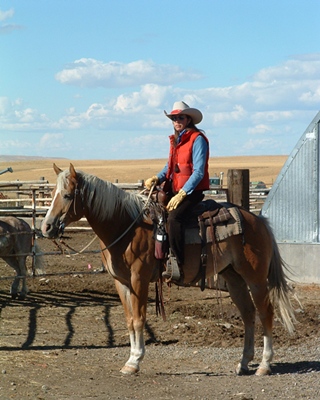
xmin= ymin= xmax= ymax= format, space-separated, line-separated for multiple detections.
xmin=164 ymin=101 xmax=203 ymax=125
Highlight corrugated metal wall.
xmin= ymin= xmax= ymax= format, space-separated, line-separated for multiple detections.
xmin=261 ymin=111 xmax=320 ymax=243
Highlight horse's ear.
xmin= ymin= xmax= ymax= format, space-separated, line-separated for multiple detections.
xmin=53 ymin=163 xmax=62 ymax=175
xmin=69 ymin=163 xmax=77 ymax=179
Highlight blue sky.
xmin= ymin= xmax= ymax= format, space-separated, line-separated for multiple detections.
xmin=1 ymin=0 xmax=320 ymax=160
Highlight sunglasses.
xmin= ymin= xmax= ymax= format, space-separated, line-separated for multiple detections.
xmin=171 ymin=115 xmax=186 ymax=122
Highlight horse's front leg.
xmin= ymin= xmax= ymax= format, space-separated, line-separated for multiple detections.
xmin=115 ymin=278 xmax=146 ymax=374
xmin=4 ymin=257 xmax=23 ymax=299
xmin=10 ymin=276 xmax=20 ymax=299
xmin=19 ymin=276 xmax=28 ymax=300
xmin=17 ymin=257 xmax=28 ymax=300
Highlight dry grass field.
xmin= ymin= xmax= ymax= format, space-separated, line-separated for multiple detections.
xmin=0 ymin=155 xmax=288 ymax=186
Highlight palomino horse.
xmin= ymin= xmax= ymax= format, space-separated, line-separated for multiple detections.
xmin=41 ymin=164 xmax=296 ymax=376
xmin=0 ymin=216 xmax=44 ymax=299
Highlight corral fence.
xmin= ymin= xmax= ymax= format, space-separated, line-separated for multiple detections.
xmin=0 ymin=169 xmax=269 ymax=288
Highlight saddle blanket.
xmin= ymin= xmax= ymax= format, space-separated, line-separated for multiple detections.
xmin=185 ymin=204 xmax=243 ymax=245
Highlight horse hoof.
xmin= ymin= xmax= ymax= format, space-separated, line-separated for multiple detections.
xmin=255 ymin=367 xmax=271 ymax=376
xmin=11 ymin=293 xmax=18 ymax=300
xmin=235 ymin=364 xmax=250 ymax=376
xmin=120 ymin=365 xmax=139 ymax=375
xmin=18 ymin=294 xmax=26 ymax=301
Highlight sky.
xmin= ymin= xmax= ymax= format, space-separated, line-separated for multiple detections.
xmin=1 ymin=0 xmax=320 ymax=161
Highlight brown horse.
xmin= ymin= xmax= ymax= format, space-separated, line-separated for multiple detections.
xmin=41 ymin=163 xmax=296 ymax=376
xmin=0 ymin=216 xmax=44 ymax=299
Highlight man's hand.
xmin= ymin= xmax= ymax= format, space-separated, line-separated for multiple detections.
xmin=167 ymin=189 xmax=187 ymax=211
xmin=145 ymin=175 xmax=159 ymax=190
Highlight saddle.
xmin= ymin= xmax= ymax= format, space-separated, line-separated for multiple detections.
xmin=150 ymin=189 xmax=243 ymax=285
xmin=185 ymin=199 xmax=243 ymax=245
xmin=150 ymin=189 xmax=243 ymax=245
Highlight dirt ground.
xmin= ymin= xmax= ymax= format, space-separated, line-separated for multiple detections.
xmin=0 ymin=157 xmax=319 ymax=399
xmin=0 ymin=229 xmax=319 ymax=400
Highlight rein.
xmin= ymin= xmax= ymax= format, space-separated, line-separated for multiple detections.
xmin=99 ymin=186 xmax=155 ymax=252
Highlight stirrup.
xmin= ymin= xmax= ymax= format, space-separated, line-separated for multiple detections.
xmin=162 ymin=255 xmax=181 ymax=282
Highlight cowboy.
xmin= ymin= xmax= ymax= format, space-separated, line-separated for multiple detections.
xmin=145 ymin=101 xmax=210 ymax=281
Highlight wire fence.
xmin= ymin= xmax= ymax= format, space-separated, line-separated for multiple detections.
xmin=0 ymin=180 xmax=268 ymax=287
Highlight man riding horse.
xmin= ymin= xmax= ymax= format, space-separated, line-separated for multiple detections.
xmin=145 ymin=101 xmax=209 ymax=282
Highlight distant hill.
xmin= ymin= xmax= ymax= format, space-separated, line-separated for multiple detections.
xmin=0 ymin=155 xmax=66 ymax=162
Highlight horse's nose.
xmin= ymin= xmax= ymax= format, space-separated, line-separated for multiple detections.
xmin=41 ymin=219 xmax=54 ymax=237
xmin=40 ymin=220 xmax=50 ymax=237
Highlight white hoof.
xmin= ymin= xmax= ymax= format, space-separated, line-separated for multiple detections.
xmin=120 ymin=365 xmax=139 ymax=375
xmin=255 ymin=366 xmax=271 ymax=376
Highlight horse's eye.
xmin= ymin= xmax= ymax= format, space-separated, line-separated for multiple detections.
xmin=64 ymin=193 xmax=73 ymax=200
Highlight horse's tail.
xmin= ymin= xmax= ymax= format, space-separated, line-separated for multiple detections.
xmin=33 ymin=242 xmax=45 ymax=275
xmin=260 ymin=216 xmax=297 ymax=335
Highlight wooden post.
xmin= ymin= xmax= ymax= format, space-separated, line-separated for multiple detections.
xmin=39 ymin=177 xmax=45 ymax=207
xmin=227 ymin=169 xmax=250 ymax=210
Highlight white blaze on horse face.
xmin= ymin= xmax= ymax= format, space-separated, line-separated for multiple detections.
xmin=46 ymin=189 xmax=59 ymax=217
xmin=43 ymin=176 xmax=66 ymax=225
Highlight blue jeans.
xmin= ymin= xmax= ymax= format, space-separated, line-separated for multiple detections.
xmin=167 ymin=190 xmax=204 ymax=264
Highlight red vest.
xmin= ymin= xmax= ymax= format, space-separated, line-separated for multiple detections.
xmin=166 ymin=129 xmax=209 ymax=193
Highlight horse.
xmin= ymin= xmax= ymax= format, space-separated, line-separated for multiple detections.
xmin=41 ymin=163 xmax=297 ymax=376
xmin=0 ymin=216 xmax=44 ymax=299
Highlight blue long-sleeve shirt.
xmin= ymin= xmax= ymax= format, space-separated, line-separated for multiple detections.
xmin=157 ymin=132 xmax=208 ymax=195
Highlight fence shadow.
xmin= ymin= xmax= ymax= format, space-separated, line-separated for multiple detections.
xmin=0 ymin=289 xmax=158 ymax=351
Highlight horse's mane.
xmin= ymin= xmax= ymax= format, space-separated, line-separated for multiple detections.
xmin=67 ymin=170 xmax=147 ymax=221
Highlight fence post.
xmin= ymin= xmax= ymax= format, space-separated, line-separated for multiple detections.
xmin=227 ymin=169 xmax=250 ymax=210
xmin=39 ymin=177 xmax=45 ymax=207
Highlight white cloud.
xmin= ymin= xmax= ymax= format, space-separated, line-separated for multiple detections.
xmin=0 ymin=97 xmax=10 ymax=114
xmin=211 ymin=105 xmax=247 ymax=125
xmin=299 ymin=86 xmax=320 ymax=103
xmin=0 ymin=139 xmax=32 ymax=150
xmin=0 ymin=98 xmax=50 ymax=130
xmin=55 ymin=58 xmax=202 ymax=88
xmin=0 ymin=24 xmax=23 ymax=34
xmin=114 ymin=84 xmax=168 ymax=112
xmin=248 ymin=124 xmax=272 ymax=135
xmin=0 ymin=8 xmax=23 ymax=34
xmin=251 ymin=111 xmax=294 ymax=123
xmin=2 ymin=54 xmax=320 ymax=158
xmin=0 ymin=8 xmax=14 ymax=21
xmin=14 ymin=108 xmax=39 ymax=123
xmin=254 ymin=55 xmax=320 ymax=82
xmin=39 ymin=133 xmax=65 ymax=149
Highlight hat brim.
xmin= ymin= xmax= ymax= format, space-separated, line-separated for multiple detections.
xmin=164 ymin=108 xmax=202 ymax=125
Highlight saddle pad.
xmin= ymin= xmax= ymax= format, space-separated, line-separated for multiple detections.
xmin=185 ymin=206 xmax=243 ymax=244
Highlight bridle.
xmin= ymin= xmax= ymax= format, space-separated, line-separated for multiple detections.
xmin=58 ymin=179 xmax=84 ymax=235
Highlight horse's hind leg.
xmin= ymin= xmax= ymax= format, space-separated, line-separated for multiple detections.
xmin=221 ymin=266 xmax=256 ymax=375
xmin=248 ymin=281 xmax=274 ymax=376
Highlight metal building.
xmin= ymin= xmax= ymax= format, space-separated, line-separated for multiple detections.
xmin=261 ymin=111 xmax=320 ymax=283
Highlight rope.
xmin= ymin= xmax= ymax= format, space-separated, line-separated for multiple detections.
xmin=57 ymin=235 xmax=98 ymax=255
